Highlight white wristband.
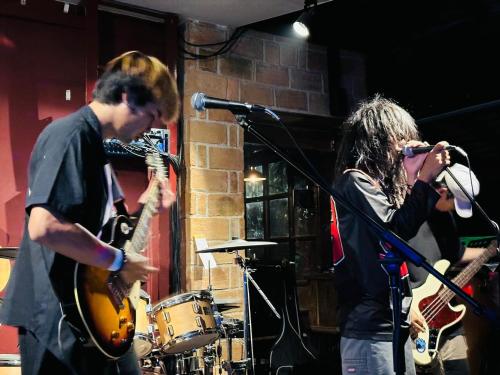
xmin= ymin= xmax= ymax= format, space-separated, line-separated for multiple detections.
xmin=107 ymin=249 xmax=124 ymax=272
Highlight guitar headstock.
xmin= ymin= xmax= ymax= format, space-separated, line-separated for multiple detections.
xmin=145 ymin=152 xmax=167 ymax=182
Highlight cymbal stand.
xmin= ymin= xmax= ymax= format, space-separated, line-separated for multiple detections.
xmin=234 ymin=251 xmax=281 ymax=375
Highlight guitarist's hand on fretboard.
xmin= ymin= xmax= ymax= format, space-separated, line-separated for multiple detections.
xmin=157 ymin=179 xmax=175 ymax=213
xmin=138 ymin=178 xmax=175 ymax=214
xmin=119 ymin=251 xmax=159 ymax=285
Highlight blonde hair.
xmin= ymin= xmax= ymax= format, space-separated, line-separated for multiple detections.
xmin=105 ymin=51 xmax=180 ymax=123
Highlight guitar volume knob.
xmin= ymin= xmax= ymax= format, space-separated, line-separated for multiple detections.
xmin=126 ymin=322 xmax=135 ymax=332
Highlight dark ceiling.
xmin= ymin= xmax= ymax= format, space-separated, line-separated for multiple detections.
xmin=248 ymin=0 xmax=500 ymax=232
xmin=250 ymin=0 xmax=500 ymax=118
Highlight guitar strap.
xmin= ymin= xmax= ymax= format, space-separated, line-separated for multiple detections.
xmin=98 ymin=164 xmax=114 ymax=239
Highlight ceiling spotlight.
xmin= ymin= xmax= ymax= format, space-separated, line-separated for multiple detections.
xmin=293 ymin=0 xmax=317 ymax=38
xmin=244 ymin=166 xmax=266 ymax=183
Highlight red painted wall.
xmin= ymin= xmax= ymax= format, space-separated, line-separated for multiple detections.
xmin=0 ymin=0 xmax=178 ymax=353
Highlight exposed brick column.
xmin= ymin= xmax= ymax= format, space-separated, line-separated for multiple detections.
xmin=180 ymin=19 xmax=332 ymax=319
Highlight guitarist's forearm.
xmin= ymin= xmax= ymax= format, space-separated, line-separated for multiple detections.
xmin=29 ymin=206 xmax=119 ymax=269
xmin=459 ymin=247 xmax=486 ymax=263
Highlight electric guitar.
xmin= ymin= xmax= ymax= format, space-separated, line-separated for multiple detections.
xmin=411 ymin=242 xmax=497 ymax=366
xmin=73 ymin=152 xmax=166 ymax=359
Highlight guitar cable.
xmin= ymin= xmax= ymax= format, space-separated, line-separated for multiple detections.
xmin=57 ymin=303 xmax=68 ymax=362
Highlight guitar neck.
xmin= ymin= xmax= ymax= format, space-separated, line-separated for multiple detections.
xmin=440 ymin=246 xmax=495 ymax=304
xmin=127 ymin=182 xmax=160 ymax=254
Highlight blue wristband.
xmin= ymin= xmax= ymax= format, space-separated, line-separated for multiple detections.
xmin=108 ymin=248 xmax=125 ymax=272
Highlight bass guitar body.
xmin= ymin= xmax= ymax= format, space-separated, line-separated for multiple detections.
xmin=411 ymin=259 xmax=465 ymax=366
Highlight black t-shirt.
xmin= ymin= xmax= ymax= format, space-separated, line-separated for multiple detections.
xmin=408 ymin=211 xmax=464 ymax=288
xmin=332 ymin=170 xmax=440 ymax=341
xmin=408 ymin=210 xmax=465 ymax=337
xmin=0 ymin=106 xmax=109 ymax=359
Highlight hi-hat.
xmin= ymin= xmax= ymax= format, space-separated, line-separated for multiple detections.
xmin=196 ymin=239 xmax=277 ymax=253
xmin=0 ymin=247 xmax=18 ymax=259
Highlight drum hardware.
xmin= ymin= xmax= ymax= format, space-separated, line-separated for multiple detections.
xmin=195 ymin=239 xmax=277 ymax=253
xmin=196 ymin=240 xmax=280 ymax=375
xmin=238 ymin=248 xmax=281 ymax=375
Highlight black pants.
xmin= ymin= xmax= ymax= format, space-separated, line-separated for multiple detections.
xmin=18 ymin=327 xmax=140 ymax=375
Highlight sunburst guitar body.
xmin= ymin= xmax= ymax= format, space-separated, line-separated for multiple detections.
xmin=73 ymin=152 xmax=166 ymax=359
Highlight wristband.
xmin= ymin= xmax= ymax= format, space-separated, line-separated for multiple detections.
xmin=108 ymin=248 xmax=126 ymax=272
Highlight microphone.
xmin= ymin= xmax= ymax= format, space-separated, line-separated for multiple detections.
xmin=191 ymin=92 xmax=266 ymax=114
xmin=401 ymin=144 xmax=466 ymax=157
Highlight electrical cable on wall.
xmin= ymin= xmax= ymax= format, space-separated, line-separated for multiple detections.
xmin=179 ymin=27 xmax=247 ymax=60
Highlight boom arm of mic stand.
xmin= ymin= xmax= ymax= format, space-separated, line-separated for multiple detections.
xmin=246 ymin=271 xmax=281 ymax=319
xmin=233 ymin=113 xmax=499 ymax=324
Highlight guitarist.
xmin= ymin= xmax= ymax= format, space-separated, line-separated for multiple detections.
xmin=0 ymin=51 xmax=179 ymax=374
xmin=407 ymin=163 xmax=495 ymax=375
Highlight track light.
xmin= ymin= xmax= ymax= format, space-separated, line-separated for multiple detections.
xmin=244 ymin=166 xmax=266 ymax=183
xmin=293 ymin=0 xmax=317 ymax=38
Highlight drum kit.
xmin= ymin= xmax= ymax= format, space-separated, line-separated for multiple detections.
xmin=134 ymin=288 xmax=244 ymax=375
xmin=135 ymin=239 xmax=278 ymax=375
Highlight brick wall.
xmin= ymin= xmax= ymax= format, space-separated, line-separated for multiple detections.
xmin=181 ymin=19 xmax=330 ymax=319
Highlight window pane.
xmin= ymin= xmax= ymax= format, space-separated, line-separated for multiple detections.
xmin=294 ymin=189 xmax=315 ymax=236
xmin=245 ymin=165 xmax=264 ymax=198
xmin=246 ymin=201 xmax=264 ymax=239
xmin=269 ymin=198 xmax=288 ymax=237
xmin=268 ymin=161 xmax=287 ymax=195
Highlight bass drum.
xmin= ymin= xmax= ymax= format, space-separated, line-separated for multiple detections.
xmin=214 ymin=338 xmax=246 ymax=374
xmin=0 ymin=354 xmax=21 ymax=375
xmin=133 ymin=290 xmax=154 ymax=359
xmin=0 ymin=298 xmax=21 ymax=375
xmin=152 ymin=291 xmax=219 ymax=354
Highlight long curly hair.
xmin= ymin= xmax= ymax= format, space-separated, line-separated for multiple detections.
xmin=334 ymin=94 xmax=420 ymax=206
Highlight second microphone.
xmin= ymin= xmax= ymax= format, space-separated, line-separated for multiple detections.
xmin=191 ymin=92 xmax=266 ymax=114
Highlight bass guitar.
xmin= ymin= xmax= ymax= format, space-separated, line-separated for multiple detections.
xmin=411 ymin=242 xmax=497 ymax=366
xmin=73 ymin=152 xmax=166 ymax=359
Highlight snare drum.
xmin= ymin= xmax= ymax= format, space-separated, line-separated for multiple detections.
xmin=152 ymin=291 xmax=219 ymax=354
xmin=133 ymin=291 xmax=153 ymax=359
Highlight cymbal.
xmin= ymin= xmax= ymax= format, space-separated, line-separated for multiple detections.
xmin=196 ymin=239 xmax=277 ymax=253
xmin=0 ymin=247 xmax=18 ymax=259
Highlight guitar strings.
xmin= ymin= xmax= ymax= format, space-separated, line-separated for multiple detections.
xmin=419 ymin=251 xmax=490 ymax=323
xmin=421 ymin=270 xmax=470 ymax=322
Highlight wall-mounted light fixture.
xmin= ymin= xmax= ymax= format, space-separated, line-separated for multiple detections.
xmin=293 ymin=0 xmax=317 ymax=38
xmin=244 ymin=166 xmax=266 ymax=183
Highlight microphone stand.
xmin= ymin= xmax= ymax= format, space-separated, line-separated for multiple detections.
xmin=232 ymin=112 xmax=499 ymax=375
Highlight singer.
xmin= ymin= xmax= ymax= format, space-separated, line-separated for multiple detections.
xmin=331 ymin=95 xmax=450 ymax=375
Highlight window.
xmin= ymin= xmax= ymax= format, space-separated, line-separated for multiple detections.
xmin=244 ymin=157 xmax=323 ymax=279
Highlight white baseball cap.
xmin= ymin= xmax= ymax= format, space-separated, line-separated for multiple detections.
xmin=436 ymin=163 xmax=480 ymax=218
